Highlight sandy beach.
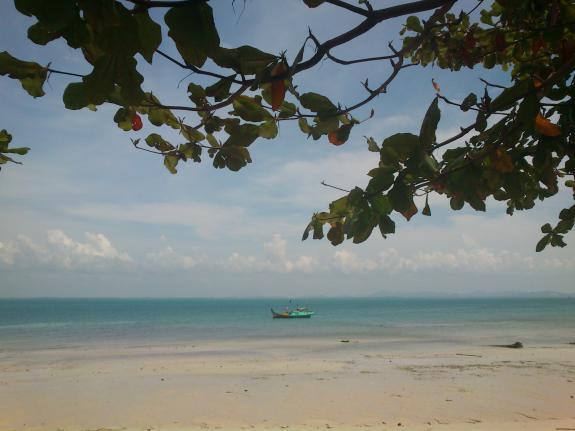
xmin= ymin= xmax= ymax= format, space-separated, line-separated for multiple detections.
xmin=1 ymin=338 xmax=574 ymax=431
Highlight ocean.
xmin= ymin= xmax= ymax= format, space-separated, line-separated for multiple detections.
xmin=0 ymin=297 xmax=574 ymax=352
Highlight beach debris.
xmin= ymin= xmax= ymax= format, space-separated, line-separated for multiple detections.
xmin=491 ymin=342 xmax=523 ymax=349
xmin=517 ymin=413 xmax=538 ymax=420
xmin=456 ymin=353 xmax=482 ymax=357
xmin=397 ymin=422 xmax=402 ymax=427
xmin=340 ymin=340 xmax=350 ymax=343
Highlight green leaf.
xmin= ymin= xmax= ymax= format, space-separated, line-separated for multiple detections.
xmin=352 ymin=210 xmax=378 ymax=244
xmin=206 ymin=134 xmax=219 ymax=148
xmin=179 ymin=142 xmax=202 ymax=162
xmin=327 ymin=223 xmax=344 ymax=246
xmin=329 ymin=196 xmax=348 ymax=216
xmin=450 ymin=196 xmax=464 ymax=210
xmin=303 ymin=0 xmax=324 ymax=7
xmin=223 ymin=123 xmax=260 ymax=148
xmin=113 ymin=107 xmax=133 ymax=131
xmin=181 ymin=125 xmax=205 ymax=143
xmin=278 ymin=101 xmax=297 ymax=119
xmin=62 ymin=82 xmax=90 ymax=110
xmin=140 ymin=94 xmax=180 ymax=129
xmin=164 ymin=154 xmax=179 ymax=174
xmin=0 ymin=129 xmax=13 ymax=147
xmin=232 ymin=96 xmax=271 ymax=122
xmin=213 ymin=146 xmax=252 ymax=171
xmin=298 ymin=117 xmax=311 ymax=134
xmin=483 ymin=53 xmax=496 ymax=69
xmin=211 ymin=46 xmax=276 ymax=75
xmin=380 ymin=133 xmax=419 ymax=166
xmin=535 ymin=235 xmax=550 ymax=252
xmin=366 ymin=167 xmax=395 ymax=195
xmin=378 ymin=215 xmax=396 ymax=237
xmin=406 ymin=16 xmax=423 ymax=32
xmin=369 ymin=195 xmax=393 ymax=215
xmin=205 ymin=75 xmax=235 ymax=102
xmin=517 ymin=93 xmax=538 ymax=129
xmin=460 ymin=93 xmax=477 ymax=112
xmin=475 ymin=111 xmax=487 ymax=131
xmin=134 ymin=12 xmax=162 ymax=64
xmin=419 ymin=98 xmax=440 ymax=148
xmin=165 ymin=3 xmax=220 ymax=67
xmin=146 ymin=133 xmax=175 ymax=152
xmin=0 ymin=51 xmax=47 ymax=98
xmin=300 ymin=92 xmax=337 ymax=114
xmin=388 ymin=179 xmax=415 ymax=214
xmin=490 ymin=80 xmax=531 ymax=112
xmin=188 ymin=83 xmax=206 ymax=105
xmin=365 ymin=136 xmax=380 ymax=152
xmin=3 ymin=146 xmax=29 ymax=155
xmin=258 ymin=121 xmax=278 ymax=139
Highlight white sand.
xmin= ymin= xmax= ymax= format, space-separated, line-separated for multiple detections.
xmin=0 ymin=339 xmax=574 ymax=430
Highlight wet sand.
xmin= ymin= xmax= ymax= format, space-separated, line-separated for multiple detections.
xmin=0 ymin=339 xmax=574 ymax=430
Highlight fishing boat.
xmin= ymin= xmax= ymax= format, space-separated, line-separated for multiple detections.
xmin=271 ymin=306 xmax=314 ymax=319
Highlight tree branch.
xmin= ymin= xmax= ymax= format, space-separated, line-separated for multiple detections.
xmin=125 ymin=0 xmax=207 ymax=8
xmin=155 ymin=49 xmax=245 ymax=85
xmin=324 ymin=0 xmax=371 ymax=17
xmin=293 ymin=0 xmax=455 ymax=76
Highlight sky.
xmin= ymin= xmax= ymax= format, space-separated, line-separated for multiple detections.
xmin=1 ymin=0 xmax=574 ymax=298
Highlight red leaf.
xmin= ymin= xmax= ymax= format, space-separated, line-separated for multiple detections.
xmin=328 ymin=131 xmax=344 ymax=146
xmin=271 ymin=62 xmax=287 ymax=111
xmin=131 ymin=114 xmax=143 ymax=131
xmin=494 ymin=32 xmax=506 ymax=52
xmin=401 ymin=203 xmax=418 ymax=221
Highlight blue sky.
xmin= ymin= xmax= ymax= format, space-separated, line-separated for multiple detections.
xmin=1 ymin=0 xmax=574 ymax=298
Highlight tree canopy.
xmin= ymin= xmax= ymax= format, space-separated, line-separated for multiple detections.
xmin=1 ymin=0 xmax=574 ymax=252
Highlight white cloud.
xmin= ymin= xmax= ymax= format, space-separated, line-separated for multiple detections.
xmin=0 ymin=230 xmax=132 ymax=270
xmin=224 ymin=234 xmax=317 ymax=273
xmin=330 ymin=246 xmax=574 ymax=274
xmin=146 ymin=245 xmax=202 ymax=269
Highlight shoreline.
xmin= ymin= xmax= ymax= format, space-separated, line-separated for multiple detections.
xmin=1 ymin=338 xmax=574 ymax=430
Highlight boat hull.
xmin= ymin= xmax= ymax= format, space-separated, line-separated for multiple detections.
xmin=271 ymin=308 xmax=314 ymax=318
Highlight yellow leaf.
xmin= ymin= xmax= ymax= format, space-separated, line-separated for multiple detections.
xmin=535 ymin=113 xmax=561 ymax=137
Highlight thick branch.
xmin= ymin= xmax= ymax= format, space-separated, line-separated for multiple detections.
xmin=294 ymin=0 xmax=455 ymax=76
xmin=125 ymin=0 xmax=207 ymax=7
xmin=324 ymin=0 xmax=371 ymax=17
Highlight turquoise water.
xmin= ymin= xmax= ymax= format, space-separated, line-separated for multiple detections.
xmin=0 ymin=298 xmax=574 ymax=351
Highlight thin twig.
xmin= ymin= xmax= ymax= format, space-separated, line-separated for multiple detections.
xmin=321 ymin=180 xmax=351 ymax=193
